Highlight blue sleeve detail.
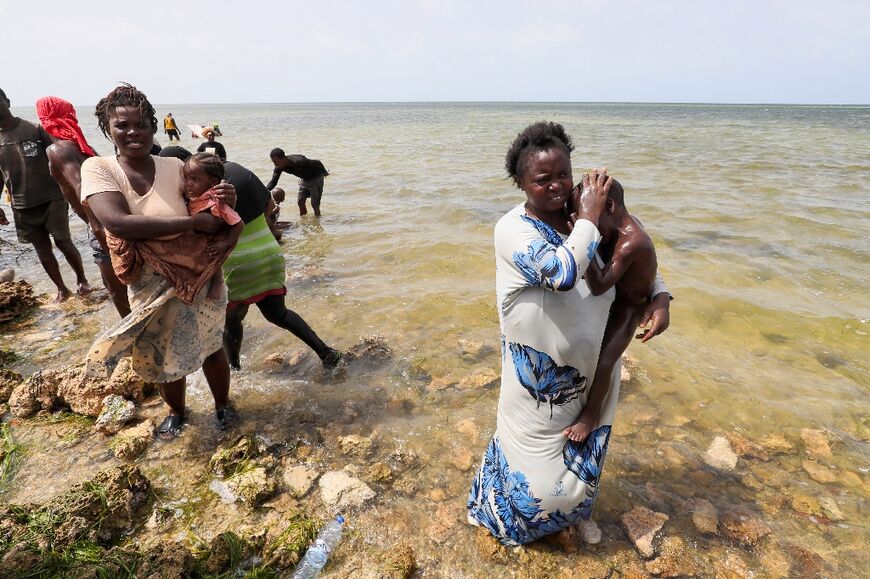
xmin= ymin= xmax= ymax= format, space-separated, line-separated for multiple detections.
xmin=586 ymin=239 xmax=599 ymax=261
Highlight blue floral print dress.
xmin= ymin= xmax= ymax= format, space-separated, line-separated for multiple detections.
xmin=467 ymin=203 xmax=639 ymax=546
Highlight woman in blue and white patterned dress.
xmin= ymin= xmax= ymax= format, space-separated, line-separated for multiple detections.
xmin=467 ymin=122 xmax=671 ymax=546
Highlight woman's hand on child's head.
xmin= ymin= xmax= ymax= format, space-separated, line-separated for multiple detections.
xmin=211 ymin=181 xmax=237 ymax=208
xmin=191 ymin=213 xmax=223 ymax=234
xmin=578 ymin=168 xmax=611 ymax=225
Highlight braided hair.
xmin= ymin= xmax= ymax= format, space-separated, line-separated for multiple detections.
xmin=185 ymin=152 xmax=225 ymax=182
xmin=94 ymin=83 xmax=158 ymax=141
xmin=504 ymin=121 xmax=574 ymax=187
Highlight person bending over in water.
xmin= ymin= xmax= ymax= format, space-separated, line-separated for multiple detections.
xmin=564 ymin=178 xmax=658 ymax=442
xmin=266 ymin=148 xmax=329 ymax=216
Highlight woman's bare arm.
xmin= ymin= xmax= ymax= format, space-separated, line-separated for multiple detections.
xmin=87 ymin=191 xmax=222 ymax=240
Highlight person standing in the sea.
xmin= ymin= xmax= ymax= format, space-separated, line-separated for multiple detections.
xmin=266 ymin=148 xmax=328 ymax=217
xmin=36 ymin=96 xmax=131 ymax=317
xmin=163 ymin=113 xmax=181 ymax=142
xmin=196 ymin=127 xmax=226 ymax=161
xmin=0 ymin=87 xmax=92 ymax=302
xmin=467 ymin=122 xmax=671 ymax=546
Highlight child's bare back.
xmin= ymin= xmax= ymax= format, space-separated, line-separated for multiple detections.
xmin=564 ymin=180 xmax=657 ymax=442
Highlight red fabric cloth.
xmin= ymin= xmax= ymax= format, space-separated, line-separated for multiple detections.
xmin=35 ymin=96 xmax=97 ymax=157
xmin=188 ymin=188 xmax=242 ymax=225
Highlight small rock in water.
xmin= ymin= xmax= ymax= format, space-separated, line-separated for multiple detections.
xmin=691 ymin=498 xmax=719 ymax=534
xmin=449 ymin=447 xmax=475 ymax=472
xmin=382 ymin=542 xmax=416 ymax=579
xmin=759 ymin=432 xmax=795 ymax=454
xmin=0 ymin=268 xmax=14 ymax=283
xmin=426 ymin=376 xmax=456 ymax=392
xmin=818 ymin=496 xmax=843 ymax=521
xmin=724 ymin=432 xmax=770 ymax=460
xmin=0 ymin=368 xmax=23 ymax=404
xmin=711 ymin=550 xmax=752 ymax=579
xmin=367 ymin=461 xmax=392 ymax=482
xmin=338 ymin=434 xmax=375 ymax=458
xmin=800 ymin=428 xmax=832 ymax=457
xmin=94 ymin=394 xmax=137 ymax=434
xmin=457 ymin=339 xmax=492 ymax=361
xmin=801 ymin=459 xmax=836 ymax=484
xmin=282 ymin=464 xmax=319 ymax=497
xmin=620 ymin=506 xmax=669 ymax=558
xmin=459 ymin=367 xmax=499 ymax=390
xmin=344 ymin=335 xmax=392 ymax=364
xmin=0 ymin=280 xmax=39 ymax=324
xmin=319 ymin=470 xmax=375 ymax=509
xmin=457 ymin=419 xmax=479 ymax=438
xmin=427 ymin=504 xmax=460 ymax=544
xmin=210 ymin=467 xmax=276 ymax=507
xmin=703 ymin=436 xmax=738 ymax=471
xmin=111 ymin=420 xmax=154 ymax=461
xmin=790 ymin=494 xmax=823 ymax=518
xmin=644 ymin=536 xmax=704 ymax=577
xmin=719 ymin=506 xmax=771 ymax=546
xmin=620 ymin=364 xmax=632 ymax=383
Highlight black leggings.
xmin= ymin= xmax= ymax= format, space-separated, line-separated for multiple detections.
xmin=223 ymin=293 xmax=329 ymax=368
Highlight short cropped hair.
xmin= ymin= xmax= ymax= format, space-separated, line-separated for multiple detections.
xmin=505 ymin=121 xmax=574 ymax=187
xmin=270 ymin=147 xmax=285 ymax=159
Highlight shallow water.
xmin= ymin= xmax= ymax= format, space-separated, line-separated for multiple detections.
xmin=1 ymin=103 xmax=869 ymax=576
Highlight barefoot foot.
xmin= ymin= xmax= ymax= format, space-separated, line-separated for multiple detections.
xmin=55 ymin=288 xmax=72 ymax=303
xmin=76 ymin=281 xmax=94 ymax=295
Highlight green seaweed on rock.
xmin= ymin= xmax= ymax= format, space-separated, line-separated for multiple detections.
xmin=0 ymin=423 xmax=24 ymax=493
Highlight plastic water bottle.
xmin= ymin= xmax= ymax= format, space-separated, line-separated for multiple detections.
xmin=291 ymin=514 xmax=345 ymax=578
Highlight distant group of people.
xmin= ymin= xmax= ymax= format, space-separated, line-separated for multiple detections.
xmin=1 ymin=83 xmax=671 ymax=548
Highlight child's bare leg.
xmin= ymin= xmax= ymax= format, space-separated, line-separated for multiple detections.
xmin=564 ymin=303 xmax=640 ymax=441
xmin=207 ymin=268 xmax=224 ymax=300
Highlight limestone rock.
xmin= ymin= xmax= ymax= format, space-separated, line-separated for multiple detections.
xmin=644 ymin=536 xmax=704 ymax=577
xmin=366 ymin=461 xmax=392 ymax=482
xmin=283 ymin=464 xmax=319 ymax=497
xmin=703 ymin=436 xmax=738 ymax=471
xmin=0 ymin=280 xmax=39 ymax=324
xmin=620 ymin=506 xmax=669 ymax=558
xmin=800 ymin=428 xmax=832 ymax=458
xmin=759 ymin=433 xmax=794 ymax=454
xmin=712 ymin=551 xmax=752 ymax=579
xmin=210 ymin=467 xmax=277 ymax=507
xmin=135 ymin=541 xmax=195 ymax=579
xmin=691 ymin=498 xmax=719 ymax=534
xmin=725 ymin=432 xmax=770 ymax=460
xmin=459 ymin=367 xmax=499 ymax=390
xmin=781 ymin=543 xmax=836 ymax=577
xmin=208 ymin=434 xmax=266 ymax=477
xmin=819 ymin=496 xmax=843 ymax=521
xmin=8 ymin=367 xmax=64 ymax=417
xmin=720 ymin=506 xmax=770 ymax=546
xmin=338 ymin=434 xmax=375 ymax=458
xmin=111 ymin=420 xmax=154 ymax=461
xmin=449 ymin=446 xmax=475 ymax=472
xmin=426 ymin=376 xmax=456 ymax=392
xmin=0 ymin=369 xmax=23 ymax=404
xmin=427 ymin=503 xmax=460 ymax=544
xmin=801 ymin=459 xmax=836 ymax=484
xmin=344 ymin=335 xmax=392 ymax=365
xmin=457 ymin=419 xmax=479 ymax=438
xmin=382 ymin=542 xmax=416 ymax=579
xmin=457 ymin=339 xmax=492 ymax=361
xmin=94 ymin=394 xmax=137 ymax=434
xmin=319 ymin=470 xmax=376 ymax=509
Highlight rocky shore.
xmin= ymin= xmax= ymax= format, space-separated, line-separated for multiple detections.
xmin=0 ymin=282 xmax=864 ymax=577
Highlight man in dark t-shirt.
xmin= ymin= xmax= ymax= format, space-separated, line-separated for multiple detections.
xmin=197 ymin=128 xmax=227 ymax=161
xmin=266 ymin=148 xmax=329 ymax=216
xmin=0 ymin=88 xmax=91 ymax=301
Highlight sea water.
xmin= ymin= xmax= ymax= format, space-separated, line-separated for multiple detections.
xmin=2 ymin=102 xmax=868 ymax=575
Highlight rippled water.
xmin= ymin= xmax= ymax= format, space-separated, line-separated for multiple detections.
xmin=2 ymin=103 xmax=868 ymax=576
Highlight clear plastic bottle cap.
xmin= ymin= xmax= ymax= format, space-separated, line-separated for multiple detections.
xmin=335 ymin=514 xmax=345 ymax=524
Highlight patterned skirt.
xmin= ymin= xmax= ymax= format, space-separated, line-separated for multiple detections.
xmin=84 ymin=264 xmax=226 ymax=384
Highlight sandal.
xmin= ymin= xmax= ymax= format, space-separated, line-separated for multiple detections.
xmin=156 ymin=414 xmax=185 ymax=439
xmin=215 ymin=405 xmax=239 ymax=431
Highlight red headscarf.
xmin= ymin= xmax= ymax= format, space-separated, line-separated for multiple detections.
xmin=35 ymin=96 xmax=97 ymax=157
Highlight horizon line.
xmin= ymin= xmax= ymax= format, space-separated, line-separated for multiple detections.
xmin=15 ymin=100 xmax=869 ymax=108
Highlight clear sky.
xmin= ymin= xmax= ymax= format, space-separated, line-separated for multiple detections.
xmin=2 ymin=0 xmax=868 ymax=105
